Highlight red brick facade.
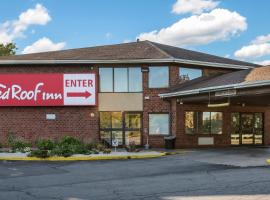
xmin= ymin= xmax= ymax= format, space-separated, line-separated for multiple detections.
xmin=0 ymin=65 xmax=99 ymax=145
xmin=0 ymin=64 xmax=267 ymax=148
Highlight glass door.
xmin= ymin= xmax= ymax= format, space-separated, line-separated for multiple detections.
xmin=254 ymin=113 xmax=263 ymax=145
xmin=100 ymin=111 xmax=142 ymax=146
xmin=124 ymin=113 xmax=142 ymax=145
xmin=231 ymin=112 xmax=264 ymax=145
xmin=231 ymin=113 xmax=240 ymax=145
xmin=241 ymin=114 xmax=254 ymax=145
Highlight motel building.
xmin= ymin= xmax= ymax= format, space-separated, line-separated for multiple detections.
xmin=0 ymin=40 xmax=270 ymax=148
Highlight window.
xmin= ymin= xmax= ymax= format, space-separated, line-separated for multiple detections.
xmin=99 ymin=67 xmax=142 ymax=92
xmin=149 ymin=67 xmax=169 ymax=88
xmin=149 ymin=114 xmax=169 ymax=135
xmin=99 ymin=68 xmax=113 ymax=92
xmin=129 ymin=68 xmax=142 ymax=92
xmin=180 ymin=67 xmax=202 ymax=80
xmin=185 ymin=111 xmax=223 ymax=134
xmin=100 ymin=112 xmax=142 ymax=146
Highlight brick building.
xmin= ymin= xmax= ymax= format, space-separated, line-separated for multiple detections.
xmin=0 ymin=40 xmax=269 ymax=148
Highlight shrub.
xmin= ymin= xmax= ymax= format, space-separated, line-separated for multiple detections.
xmin=7 ymin=133 xmax=32 ymax=153
xmin=125 ymin=141 xmax=140 ymax=152
xmin=28 ymin=149 xmax=49 ymax=158
xmin=36 ymin=139 xmax=55 ymax=151
xmin=11 ymin=141 xmax=31 ymax=153
xmin=50 ymin=136 xmax=90 ymax=157
xmin=102 ymin=149 xmax=112 ymax=154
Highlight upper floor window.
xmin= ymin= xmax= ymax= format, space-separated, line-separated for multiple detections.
xmin=99 ymin=67 xmax=142 ymax=92
xmin=149 ymin=67 xmax=169 ymax=88
xmin=179 ymin=67 xmax=202 ymax=80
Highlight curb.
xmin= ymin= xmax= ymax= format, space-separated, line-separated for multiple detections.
xmin=0 ymin=153 xmax=166 ymax=161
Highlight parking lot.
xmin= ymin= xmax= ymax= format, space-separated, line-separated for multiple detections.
xmin=0 ymin=147 xmax=270 ymax=200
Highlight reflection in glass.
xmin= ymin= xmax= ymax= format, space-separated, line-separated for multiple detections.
xmin=100 ymin=131 xmax=111 ymax=145
xmin=99 ymin=68 xmax=113 ymax=92
xmin=100 ymin=112 xmax=111 ymax=128
xmin=125 ymin=113 xmax=141 ymax=129
xmin=129 ymin=68 xmax=142 ymax=92
xmin=149 ymin=67 xmax=169 ymax=88
xmin=211 ymin=112 xmax=223 ymax=134
xmin=202 ymin=112 xmax=211 ymax=134
xmin=112 ymin=131 xmax=123 ymax=145
xmin=231 ymin=113 xmax=240 ymax=145
xmin=149 ymin=114 xmax=169 ymax=135
xmin=112 ymin=112 xmax=122 ymax=128
xmin=180 ymin=67 xmax=202 ymax=80
xmin=185 ymin=112 xmax=195 ymax=134
xmin=114 ymin=68 xmax=128 ymax=92
xmin=125 ymin=131 xmax=141 ymax=145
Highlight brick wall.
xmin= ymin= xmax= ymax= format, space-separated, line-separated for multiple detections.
xmin=0 ymin=63 xmax=247 ymax=148
xmin=0 ymin=64 xmax=99 ymax=145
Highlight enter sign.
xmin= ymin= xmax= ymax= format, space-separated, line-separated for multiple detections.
xmin=64 ymin=74 xmax=96 ymax=105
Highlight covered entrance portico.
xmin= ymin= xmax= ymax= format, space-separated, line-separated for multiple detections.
xmin=160 ymin=66 xmax=270 ymax=148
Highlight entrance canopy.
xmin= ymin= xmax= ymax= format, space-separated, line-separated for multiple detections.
xmin=160 ymin=66 xmax=270 ymax=106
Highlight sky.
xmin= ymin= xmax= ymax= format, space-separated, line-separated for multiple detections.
xmin=0 ymin=0 xmax=270 ymax=65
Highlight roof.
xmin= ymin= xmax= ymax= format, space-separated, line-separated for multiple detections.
xmin=160 ymin=66 xmax=270 ymax=98
xmin=0 ymin=41 xmax=259 ymax=69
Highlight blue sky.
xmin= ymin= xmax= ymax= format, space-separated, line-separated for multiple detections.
xmin=1 ymin=0 xmax=270 ymax=65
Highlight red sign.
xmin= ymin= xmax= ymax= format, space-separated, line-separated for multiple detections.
xmin=0 ymin=74 xmax=96 ymax=106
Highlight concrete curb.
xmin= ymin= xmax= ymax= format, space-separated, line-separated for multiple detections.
xmin=0 ymin=153 xmax=166 ymax=161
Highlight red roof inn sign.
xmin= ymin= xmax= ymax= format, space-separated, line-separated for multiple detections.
xmin=0 ymin=74 xmax=96 ymax=106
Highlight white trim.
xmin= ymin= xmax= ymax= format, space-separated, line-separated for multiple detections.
xmin=0 ymin=58 xmax=255 ymax=69
xmin=159 ymin=80 xmax=270 ymax=98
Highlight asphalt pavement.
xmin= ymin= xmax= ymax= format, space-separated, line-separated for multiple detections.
xmin=0 ymin=148 xmax=270 ymax=200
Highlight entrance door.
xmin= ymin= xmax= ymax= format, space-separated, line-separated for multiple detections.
xmin=231 ymin=113 xmax=263 ymax=145
xmin=99 ymin=112 xmax=142 ymax=146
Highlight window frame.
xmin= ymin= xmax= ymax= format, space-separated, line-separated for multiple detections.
xmin=148 ymin=66 xmax=169 ymax=89
xmin=99 ymin=67 xmax=142 ymax=93
xmin=148 ymin=113 xmax=170 ymax=136
xmin=184 ymin=111 xmax=223 ymax=135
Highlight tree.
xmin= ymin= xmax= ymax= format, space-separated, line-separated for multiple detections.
xmin=0 ymin=43 xmax=17 ymax=56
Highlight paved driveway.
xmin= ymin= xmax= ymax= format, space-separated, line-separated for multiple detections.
xmin=0 ymin=147 xmax=269 ymax=200
xmin=184 ymin=147 xmax=270 ymax=167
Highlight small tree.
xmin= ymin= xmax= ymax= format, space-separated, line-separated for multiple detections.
xmin=0 ymin=43 xmax=17 ymax=56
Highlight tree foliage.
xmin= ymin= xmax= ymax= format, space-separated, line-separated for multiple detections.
xmin=0 ymin=43 xmax=17 ymax=56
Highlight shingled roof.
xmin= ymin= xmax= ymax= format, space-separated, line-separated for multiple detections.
xmin=0 ymin=41 xmax=258 ymax=69
xmin=160 ymin=66 xmax=270 ymax=98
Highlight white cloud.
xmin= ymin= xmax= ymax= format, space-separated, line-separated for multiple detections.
xmin=255 ymin=60 xmax=270 ymax=66
xmin=0 ymin=4 xmax=51 ymax=44
xmin=234 ymin=34 xmax=270 ymax=59
xmin=22 ymin=37 xmax=66 ymax=54
xmin=172 ymin=0 xmax=219 ymax=15
xmin=251 ymin=34 xmax=270 ymax=45
xmin=138 ymin=8 xmax=247 ymax=47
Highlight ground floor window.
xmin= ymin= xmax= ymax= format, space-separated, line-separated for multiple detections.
xmin=99 ymin=112 xmax=142 ymax=146
xmin=185 ymin=111 xmax=223 ymax=134
xmin=149 ymin=113 xmax=169 ymax=135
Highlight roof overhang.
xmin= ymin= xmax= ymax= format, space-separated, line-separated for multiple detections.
xmin=0 ymin=58 xmax=256 ymax=70
xmin=159 ymin=80 xmax=270 ymax=98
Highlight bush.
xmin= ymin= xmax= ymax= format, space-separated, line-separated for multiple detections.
xmin=125 ymin=141 xmax=140 ymax=152
xmin=50 ymin=136 xmax=90 ymax=157
xmin=7 ymin=133 xmax=32 ymax=153
xmin=36 ymin=139 xmax=55 ymax=150
xmin=28 ymin=149 xmax=49 ymax=158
